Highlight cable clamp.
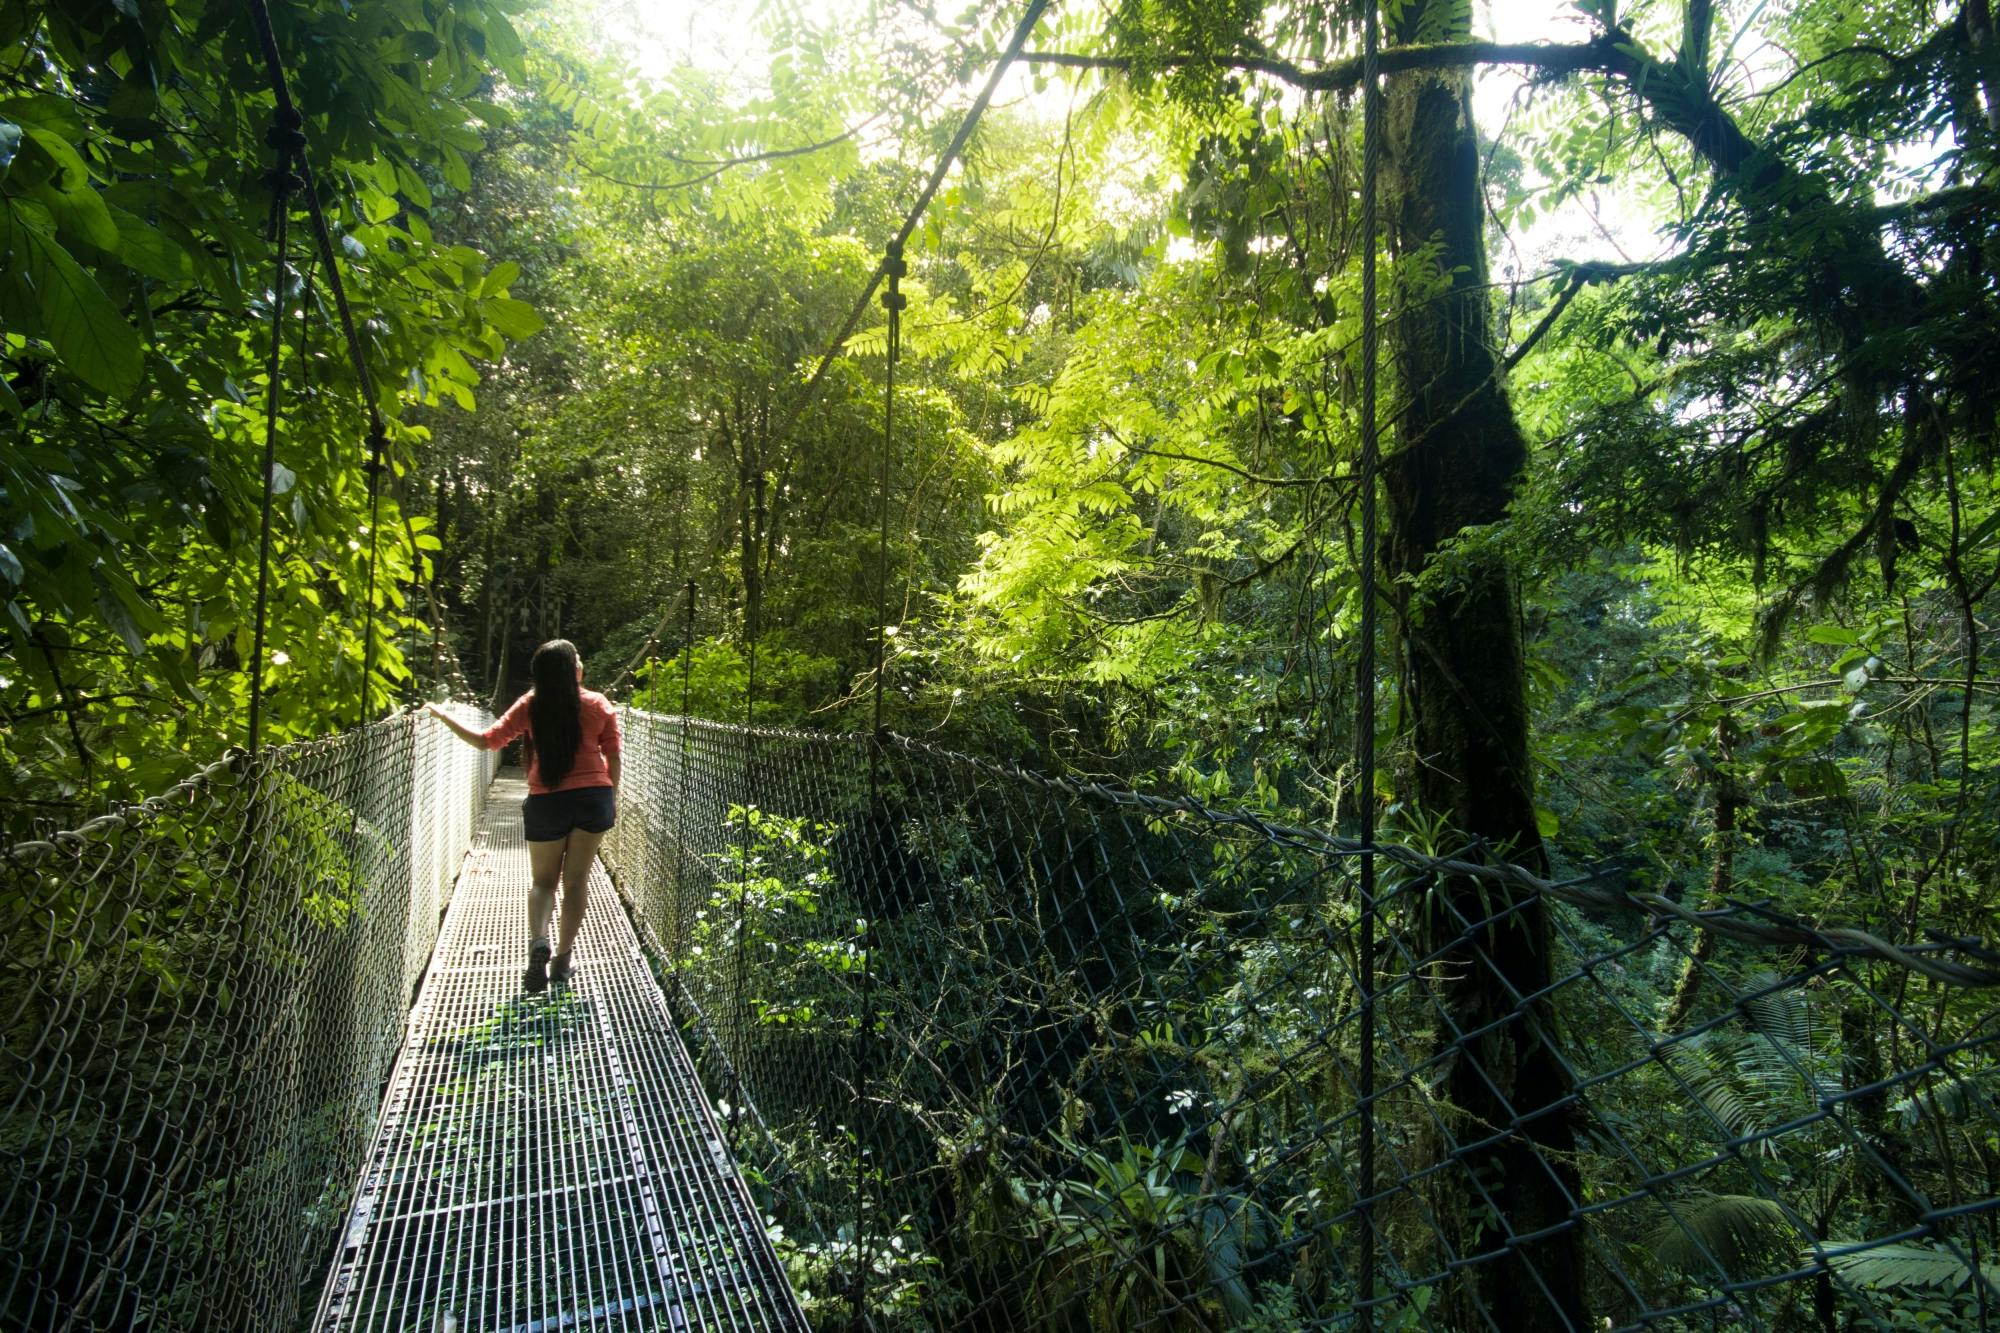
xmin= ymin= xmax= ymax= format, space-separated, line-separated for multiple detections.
xmin=265 ymin=125 xmax=308 ymax=156
xmin=881 ymin=290 xmax=907 ymax=312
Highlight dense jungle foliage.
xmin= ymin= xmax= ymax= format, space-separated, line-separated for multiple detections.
xmin=3 ymin=0 xmax=1997 ymax=1326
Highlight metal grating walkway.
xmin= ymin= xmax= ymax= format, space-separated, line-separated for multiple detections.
xmin=313 ymin=775 xmax=807 ymax=1333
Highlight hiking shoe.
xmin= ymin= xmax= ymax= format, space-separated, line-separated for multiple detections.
xmin=549 ymin=951 xmax=574 ymax=986
xmin=524 ymin=937 xmax=552 ymax=993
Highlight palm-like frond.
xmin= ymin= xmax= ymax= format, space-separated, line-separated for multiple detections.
xmin=1889 ymin=1067 xmax=2000 ymax=1128
xmin=1649 ymin=1193 xmax=1797 ymax=1280
xmin=1823 ymin=1241 xmax=2000 ymax=1293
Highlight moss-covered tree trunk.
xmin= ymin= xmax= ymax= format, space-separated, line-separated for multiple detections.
xmin=1378 ymin=7 xmax=1584 ymax=1326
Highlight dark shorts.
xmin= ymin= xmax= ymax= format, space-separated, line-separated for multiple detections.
xmin=522 ymin=786 xmax=617 ymax=842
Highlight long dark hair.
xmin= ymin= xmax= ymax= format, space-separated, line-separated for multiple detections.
xmin=527 ymin=639 xmax=583 ymax=786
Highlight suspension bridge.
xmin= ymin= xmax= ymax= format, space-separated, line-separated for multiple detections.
xmin=8 ymin=1 xmax=1998 ymax=1324
xmin=5 ymin=704 xmax=1999 ymax=1331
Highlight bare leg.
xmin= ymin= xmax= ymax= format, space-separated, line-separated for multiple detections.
xmin=554 ymin=827 xmax=607 ymax=963
xmin=526 ymin=837 xmax=564 ymax=944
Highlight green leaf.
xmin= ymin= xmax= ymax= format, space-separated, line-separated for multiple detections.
xmin=96 ymin=588 xmax=147 ymax=655
xmin=0 ymin=118 xmax=19 ymax=174
xmin=4 ymin=202 xmax=143 ymax=397
xmin=400 ymin=29 xmax=443 ymax=61
xmin=481 ymin=12 xmax=527 ymax=78
xmin=1534 ymin=807 xmax=1559 ymax=838
xmin=393 ymin=158 xmax=432 ymax=209
xmin=359 ymin=188 xmax=400 ymax=225
xmin=35 ymin=163 xmax=120 ymax=253
xmin=483 ymin=296 xmax=545 ymax=339
xmin=107 ymin=207 xmax=193 ymax=282
xmin=479 ymin=260 xmax=521 ymax=296
xmin=92 ymin=567 xmax=162 ymax=658
xmin=20 ymin=124 xmax=90 ymax=193
xmin=0 ymin=96 xmax=84 ymax=146
xmin=1804 ymin=624 xmax=1857 ymax=646
xmin=1963 ymin=508 xmax=2000 ymax=552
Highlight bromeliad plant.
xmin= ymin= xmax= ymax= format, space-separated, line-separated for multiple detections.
xmin=1016 ymin=1133 xmax=1271 ymax=1331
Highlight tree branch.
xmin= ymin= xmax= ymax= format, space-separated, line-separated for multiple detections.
xmin=576 ymin=118 xmax=878 ymax=193
xmin=1021 ymin=39 xmax=1631 ymax=94
xmin=1502 ymin=270 xmax=1588 ymax=374
xmin=34 ymin=636 xmax=95 ymax=782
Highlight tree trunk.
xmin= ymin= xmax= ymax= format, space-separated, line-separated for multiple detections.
xmin=1379 ymin=13 xmax=1584 ymax=1326
xmin=1665 ymin=720 xmax=1742 ymax=1030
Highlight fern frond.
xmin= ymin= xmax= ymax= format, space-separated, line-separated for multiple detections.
xmin=1741 ymin=974 xmax=1811 ymax=1049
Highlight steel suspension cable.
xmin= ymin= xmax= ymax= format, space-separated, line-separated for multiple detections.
xmin=848 ymin=235 xmax=908 ymax=1329
xmin=732 ymin=519 xmax=763 ymax=1135
xmin=248 ymin=117 xmax=302 ymax=756
xmin=872 ymin=245 xmax=905 ymax=738
xmin=1356 ymin=0 xmax=1383 ymax=1325
xmin=601 ymin=1 xmax=1051 ymax=706
xmin=675 ymin=579 xmax=696 ymax=959
xmin=245 ymin=0 xmax=395 ymax=728
xmin=764 ymin=0 xmax=1051 ymax=469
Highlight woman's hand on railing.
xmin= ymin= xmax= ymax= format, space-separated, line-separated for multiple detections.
xmin=424 ymin=702 xmax=488 ymax=749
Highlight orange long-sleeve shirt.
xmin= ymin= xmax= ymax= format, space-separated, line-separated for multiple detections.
xmin=480 ymin=689 xmax=621 ymax=794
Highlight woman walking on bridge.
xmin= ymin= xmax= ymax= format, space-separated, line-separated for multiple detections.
xmin=427 ymin=639 xmax=621 ymax=993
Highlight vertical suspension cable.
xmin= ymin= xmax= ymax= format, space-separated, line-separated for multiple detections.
xmin=359 ymin=446 xmax=386 ymax=726
xmin=674 ymin=580 xmax=696 ymax=961
xmin=680 ymin=580 xmax=697 ymax=720
xmin=249 ymin=118 xmax=302 ymax=756
xmin=225 ymin=107 xmax=303 ymax=1284
xmin=853 ymin=238 xmax=906 ymax=1331
xmin=762 ymin=0 xmax=1049 ymax=464
xmin=872 ymin=241 xmax=905 ymax=740
xmin=1356 ymin=0 xmax=1383 ymax=1326
xmin=731 ymin=505 xmax=762 ymax=1134
xmin=246 ymin=0 xmax=395 ymax=730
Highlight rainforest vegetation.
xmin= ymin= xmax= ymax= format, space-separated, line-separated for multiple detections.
xmin=2 ymin=0 xmax=1997 ymax=1326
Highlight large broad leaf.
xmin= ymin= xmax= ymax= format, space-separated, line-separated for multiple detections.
xmin=0 ymin=93 xmax=85 ymax=142
xmin=108 ymin=206 xmax=193 ymax=282
xmin=24 ymin=127 xmax=120 ymax=253
xmin=40 ymin=176 xmax=120 ymax=254
xmin=479 ymin=11 xmax=527 ymax=80
xmin=482 ymin=296 xmax=544 ymax=339
xmin=478 ymin=259 xmax=520 ymax=296
xmin=4 ymin=202 xmax=143 ymax=397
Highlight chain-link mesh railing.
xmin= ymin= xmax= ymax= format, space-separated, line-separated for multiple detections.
xmin=1 ymin=709 xmax=496 ymax=1332
xmin=603 ymin=710 xmax=2000 ymax=1332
